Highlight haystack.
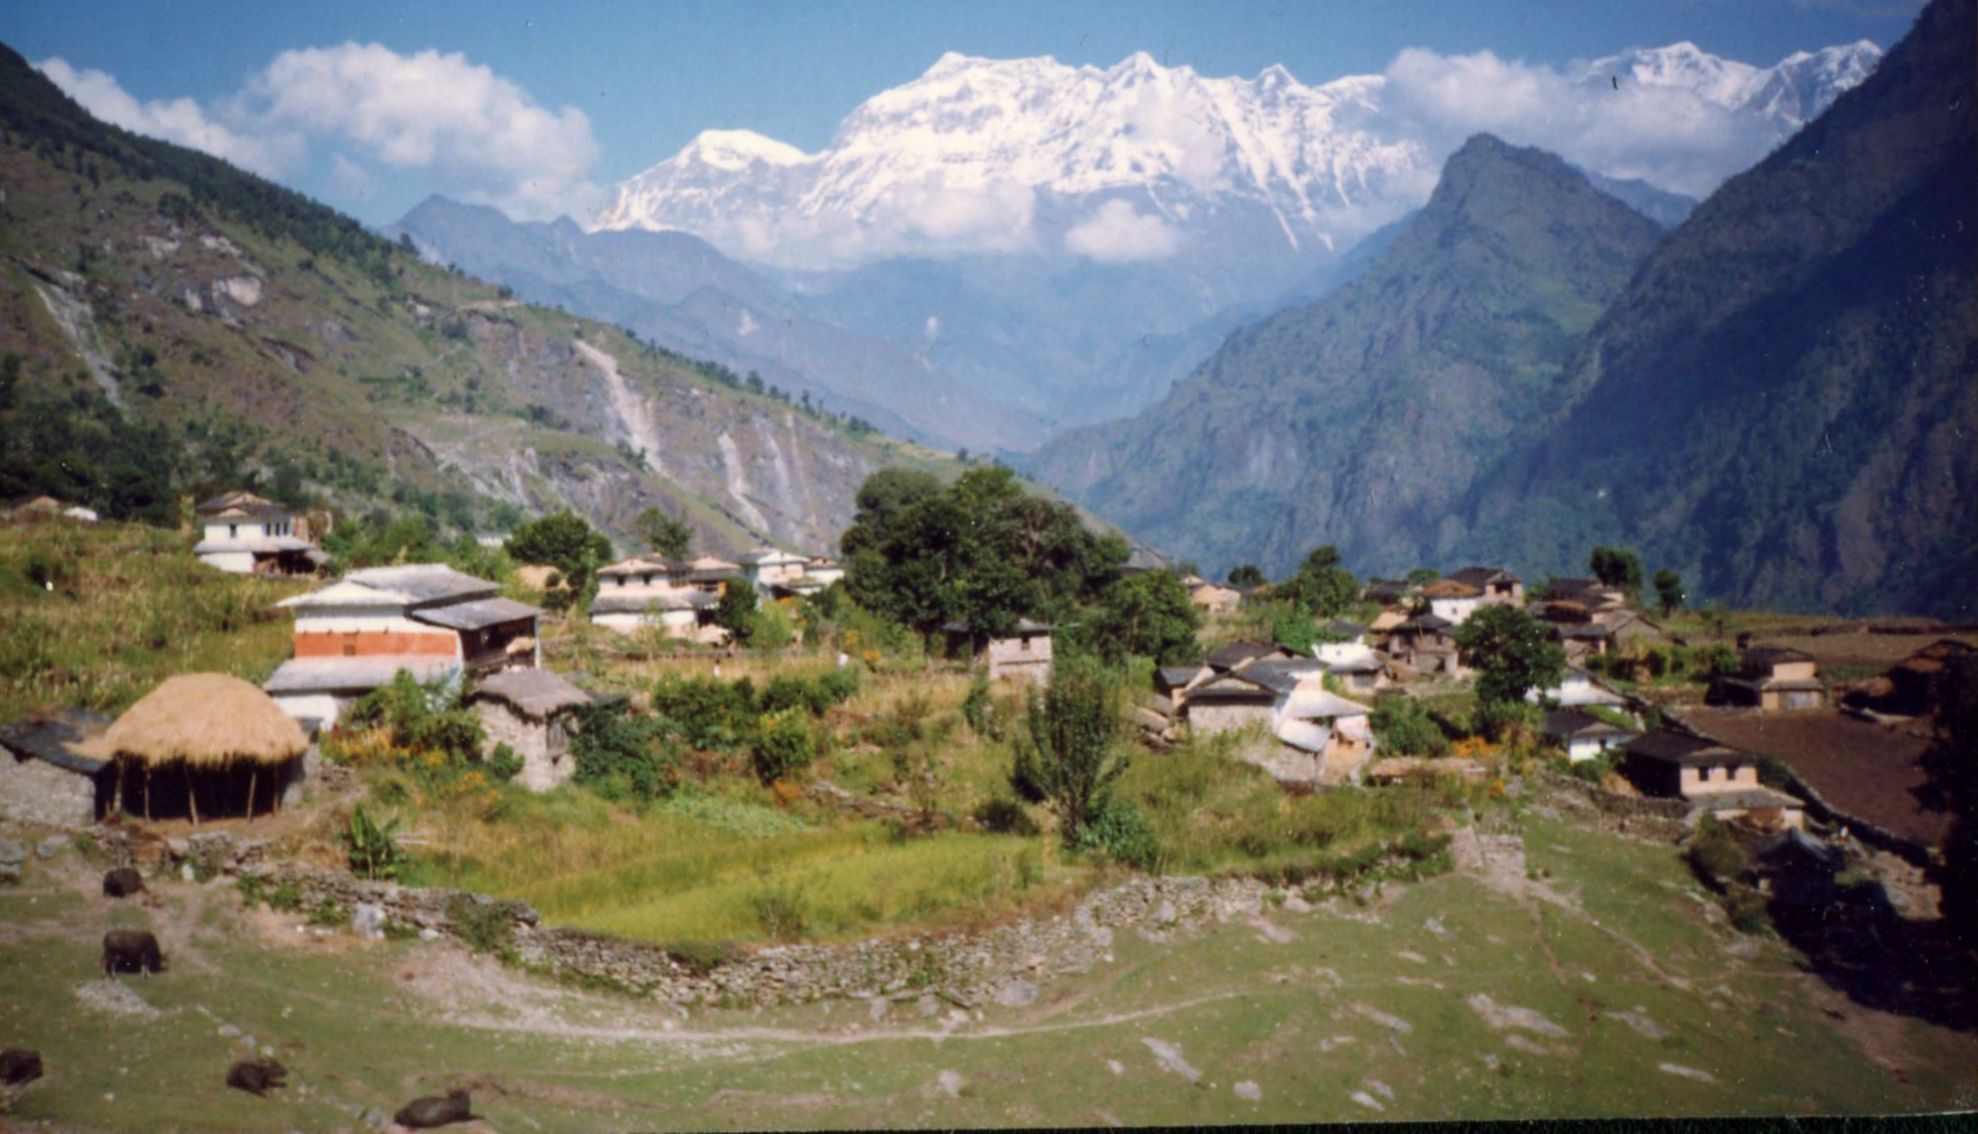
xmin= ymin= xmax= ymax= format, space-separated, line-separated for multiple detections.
xmin=94 ymin=674 xmax=307 ymax=823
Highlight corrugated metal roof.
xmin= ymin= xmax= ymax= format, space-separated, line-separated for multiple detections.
xmin=345 ymin=565 xmax=497 ymax=603
xmin=192 ymin=535 xmax=317 ymax=554
xmin=263 ymin=656 xmax=458 ymax=694
xmin=1276 ymin=719 xmax=1333 ymax=753
xmin=408 ymin=597 xmax=541 ymax=631
xmin=0 ymin=710 xmax=113 ymax=774
xmin=1280 ymin=689 xmax=1372 ymax=721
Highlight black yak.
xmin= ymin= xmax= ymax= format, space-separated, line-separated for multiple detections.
xmin=101 ymin=929 xmax=163 ymax=978
xmin=0 ymin=1049 xmax=42 ymax=1086
xmin=102 ymin=867 xmax=144 ymax=898
xmin=225 ymin=1057 xmax=287 ymax=1097
xmin=393 ymin=1088 xmax=471 ymax=1128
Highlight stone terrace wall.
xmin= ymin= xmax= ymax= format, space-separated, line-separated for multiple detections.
xmin=1536 ymin=773 xmax=1691 ymax=842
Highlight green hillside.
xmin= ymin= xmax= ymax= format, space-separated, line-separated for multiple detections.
xmin=0 ymin=42 xmax=954 ymax=554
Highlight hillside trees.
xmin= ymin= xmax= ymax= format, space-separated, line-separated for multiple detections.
xmin=1456 ymin=604 xmax=1566 ymax=708
xmin=1654 ymin=569 xmax=1686 ymax=616
xmin=1011 ymin=651 xmax=1127 ymax=846
xmin=1086 ymin=571 xmax=1201 ymax=666
xmin=506 ymin=511 xmax=612 ymax=610
xmin=1226 ymin=564 xmax=1266 ymax=588
xmin=1590 ymin=546 xmax=1645 ymax=600
xmin=841 ymin=466 xmax=1128 ymax=638
xmin=1921 ymin=652 xmax=1978 ymax=941
xmin=1279 ymin=545 xmax=1358 ymax=618
xmin=634 ymin=506 xmax=693 ymax=560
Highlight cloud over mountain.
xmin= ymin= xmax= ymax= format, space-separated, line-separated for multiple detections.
xmin=37 ymin=43 xmax=601 ymax=221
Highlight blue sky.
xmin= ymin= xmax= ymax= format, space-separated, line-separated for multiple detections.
xmin=0 ymin=0 xmax=1925 ymax=224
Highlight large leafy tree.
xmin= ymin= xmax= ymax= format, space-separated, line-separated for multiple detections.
xmin=1226 ymin=564 xmax=1266 ymax=588
xmin=633 ymin=506 xmax=693 ymax=560
xmin=1011 ymin=652 xmax=1127 ymax=845
xmin=1455 ymin=604 xmax=1566 ymax=706
xmin=1087 ymin=571 xmax=1201 ymax=666
xmin=1589 ymin=546 xmax=1645 ymax=599
xmin=1280 ymin=545 xmax=1358 ymax=618
xmin=1653 ymin=569 xmax=1685 ymax=616
xmin=715 ymin=577 xmax=762 ymax=645
xmin=841 ymin=466 xmax=1127 ymax=637
xmin=506 ymin=510 xmax=612 ymax=610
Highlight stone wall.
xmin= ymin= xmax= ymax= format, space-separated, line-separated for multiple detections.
xmin=1537 ymin=773 xmax=1690 ymax=842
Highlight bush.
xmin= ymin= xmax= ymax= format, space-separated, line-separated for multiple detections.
xmin=1687 ymin=818 xmax=1748 ymax=884
xmin=342 ymin=805 xmax=405 ymax=881
xmin=650 ymin=674 xmax=756 ymax=749
xmin=1075 ymin=797 xmax=1162 ymax=871
xmin=486 ymin=743 xmax=524 ymax=783
xmin=338 ymin=672 xmax=484 ymax=763
xmin=570 ymin=701 xmax=681 ymax=800
xmin=445 ymin=893 xmax=515 ymax=955
xmin=751 ymin=709 xmax=818 ymax=785
xmin=1370 ymin=697 xmax=1449 ymax=757
xmin=1724 ymin=888 xmax=1770 ymax=934
xmin=666 ymin=939 xmax=740 ymax=976
xmin=972 ymin=795 xmax=1039 ymax=836
xmin=307 ymin=900 xmax=346 ymax=930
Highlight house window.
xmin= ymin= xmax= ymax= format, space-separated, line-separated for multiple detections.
xmin=228 ymin=524 xmax=238 ymax=538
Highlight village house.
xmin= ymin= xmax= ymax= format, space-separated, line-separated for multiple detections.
xmin=1186 ymin=578 xmax=1242 ymax=616
xmin=1620 ymin=730 xmax=1805 ymax=829
xmin=1549 ymin=620 xmax=1616 ymax=663
xmin=0 ymin=710 xmax=114 ymax=829
xmin=738 ymin=548 xmax=808 ymax=593
xmin=941 ymin=617 xmax=1054 ymax=684
xmin=1543 ymin=708 xmax=1638 ymax=763
xmin=1183 ymin=659 xmax=1378 ymax=784
xmin=467 ymin=669 xmax=595 ymax=793
xmin=192 ymin=490 xmax=321 ymax=576
xmin=1204 ymin=640 xmax=1290 ymax=673
xmin=1313 ymin=621 xmax=1388 ymax=695
xmin=681 ymin=554 xmax=743 ymax=595
xmin=263 ymin=564 xmax=541 ymax=729
xmin=802 ymin=556 xmax=846 ymax=588
xmin=590 ymin=556 xmax=726 ymax=641
xmin=2 ymin=494 xmax=96 ymax=523
xmin=1527 ymin=664 xmax=1630 ymax=711
xmin=1542 ymin=577 xmax=1628 ymax=614
xmin=1385 ymin=614 xmax=1465 ymax=678
xmin=1448 ymin=566 xmax=1524 ymax=607
xmin=1867 ymin=638 xmax=1978 ymax=715
xmin=1422 ymin=578 xmax=1485 ymax=625
xmin=1711 ymin=647 xmax=1828 ymax=711
xmin=1180 ymin=669 xmax=1278 ymax=735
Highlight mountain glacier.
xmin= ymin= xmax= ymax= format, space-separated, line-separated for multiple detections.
xmin=595 ymin=41 xmax=1881 ymax=272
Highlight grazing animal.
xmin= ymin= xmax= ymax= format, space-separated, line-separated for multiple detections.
xmin=102 ymin=867 xmax=144 ymax=898
xmin=225 ymin=1057 xmax=287 ymax=1097
xmin=393 ymin=1088 xmax=471 ymax=1128
xmin=101 ymin=929 xmax=163 ymax=978
xmin=0 ymin=1049 xmax=42 ymax=1087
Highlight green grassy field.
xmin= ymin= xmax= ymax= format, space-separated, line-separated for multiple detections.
xmin=2 ymin=805 xmax=1970 ymax=1132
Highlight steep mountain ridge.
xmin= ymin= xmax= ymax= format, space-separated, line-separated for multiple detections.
xmin=1027 ymin=135 xmax=1663 ymax=575
xmin=1460 ymin=0 xmax=1977 ymax=615
xmin=0 ymin=42 xmax=955 ymax=554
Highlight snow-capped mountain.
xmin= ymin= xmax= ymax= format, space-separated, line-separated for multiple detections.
xmin=595 ymin=41 xmax=1880 ymax=272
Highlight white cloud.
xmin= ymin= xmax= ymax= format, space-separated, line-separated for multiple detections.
xmin=1064 ymin=198 xmax=1182 ymax=262
xmin=38 ymin=45 xmax=602 ymax=222
xmin=37 ymin=57 xmax=298 ymax=176
xmin=1378 ymin=47 xmax=1782 ymax=198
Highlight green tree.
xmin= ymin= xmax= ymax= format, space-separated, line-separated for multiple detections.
xmin=634 ymin=506 xmax=693 ymax=560
xmin=506 ymin=511 xmax=611 ymax=609
xmin=1455 ymin=604 xmax=1566 ymax=707
xmin=1087 ymin=571 xmax=1201 ymax=666
xmin=716 ymin=577 xmax=762 ymax=646
xmin=1226 ymin=564 xmax=1266 ymax=588
xmin=1370 ymin=697 xmax=1449 ymax=757
xmin=1589 ymin=546 xmax=1645 ymax=600
xmin=1281 ymin=545 xmax=1358 ymax=618
xmin=1653 ymin=569 xmax=1685 ymax=617
xmin=1010 ymin=653 xmax=1127 ymax=846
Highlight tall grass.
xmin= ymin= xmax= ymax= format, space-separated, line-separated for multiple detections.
xmin=0 ymin=520 xmax=306 ymax=719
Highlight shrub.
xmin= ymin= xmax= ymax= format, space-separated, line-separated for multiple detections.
xmin=751 ymin=710 xmax=818 ymax=785
xmin=338 ymin=672 xmax=484 ymax=763
xmin=445 ymin=894 xmax=514 ymax=955
xmin=666 ymin=939 xmax=740 ymax=976
xmin=1724 ymin=888 xmax=1770 ymax=934
xmin=306 ymin=900 xmax=346 ymax=930
xmin=1010 ymin=651 xmax=1127 ymax=846
xmin=1687 ymin=818 xmax=1748 ymax=884
xmin=750 ymin=882 xmax=810 ymax=940
xmin=1371 ymin=697 xmax=1449 ymax=757
xmin=961 ymin=673 xmax=995 ymax=738
xmin=342 ymin=805 xmax=405 ymax=881
xmin=267 ymin=881 xmax=301 ymax=913
xmin=486 ymin=743 xmax=524 ymax=783
xmin=650 ymin=674 xmax=755 ymax=749
xmin=1075 ymin=797 xmax=1161 ymax=871
xmin=571 ymin=700 xmax=681 ymax=799
xmin=972 ymin=796 xmax=1039 ymax=836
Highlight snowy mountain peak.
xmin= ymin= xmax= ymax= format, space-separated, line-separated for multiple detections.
xmin=595 ymin=40 xmax=1880 ymax=270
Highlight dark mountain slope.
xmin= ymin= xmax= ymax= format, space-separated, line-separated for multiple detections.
xmin=1463 ymin=0 xmax=1976 ymax=616
xmin=1027 ymin=135 xmax=1662 ymax=577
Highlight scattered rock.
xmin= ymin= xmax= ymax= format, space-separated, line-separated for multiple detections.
xmin=1281 ymin=893 xmax=1312 ymax=913
xmin=917 ymin=995 xmax=939 ymax=1018
xmin=1606 ymin=1010 xmax=1667 ymax=1040
xmin=1425 ymin=917 xmax=1449 ymax=938
xmin=75 ymin=981 xmax=159 ymax=1019
xmin=997 ymin=979 xmax=1039 ymax=1008
xmin=867 ymin=998 xmax=888 ymax=1021
xmin=35 ymin=836 xmax=69 ymax=859
xmin=1482 ymin=1053 xmax=1501 ymax=1072
xmin=1318 ymin=1035 xmax=1356 ymax=1053
xmin=1106 ymin=1060 xmax=1124 ymax=1076
xmin=1154 ymin=900 xmax=1177 ymax=926
xmin=1350 ymin=1090 xmax=1385 ymax=1112
xmin=936 ymin=1070 xmax=964 ymax=1098
xmin=1466 ymin=994 xmax=1568 ymax=1038
xmin=1504 ymin=1034 xmax=1552 ymax=1056
xmin=1354 ymin=1004 xmax=1414 ymax=1034
xmin=419 ymin=928 xmax=440 ymax=942
xmin=1396 ymin=950 xmax=1428 ymax=964
xmin=352 ymin=903 xmax=386 ymax=940
xmin=1141 ymin=1038 xmax=1202 ymax=1085
xmin=1248 ymin=917 xmax=1294 ymax=944
xmin=0 ymin=841 xmax=26 ymax=866
xmin=1368 ymin=1079 xmax=1395 ymax=1100
xmin=217 ymin=1025 xmax=242 ymax=1039
xmin=1659 ymin=1063 xmax=1715 ymax=1083
xmin=1234 ymin=1081 xmax=1261 ymax=1101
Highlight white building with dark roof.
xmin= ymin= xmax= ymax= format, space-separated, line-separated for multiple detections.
xmin=192 ymin=490 xmax=320 ymax=576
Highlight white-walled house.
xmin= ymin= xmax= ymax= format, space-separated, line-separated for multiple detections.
xmin=1421 ymin=578 xmax=1484 ymax=625
xmin=1528 ymin=665 xmax=1630 ymax=710
xmin=192 ymin=490 xmax=320 ymax=576
xmin=262 ymin=565 xmax=540 ymax=729
xmin=738 ymin=548 xmax=809 ymax=594
xmin=590 ymin=556 xmax=728 ymax=640
xmin=1543 ymin=708 xmax=1637 ymax=763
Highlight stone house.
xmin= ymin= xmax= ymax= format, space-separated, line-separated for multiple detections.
xmin=1385 ymin=614 xmax=1465 ymax=677
xmin=1621 ymin=730 xmax=1804 ymax=829
xmin=1542 ymin=708 xmax=1637 ymax=763
xmin=738 ymin=548 xmax=808 ymax=593
xmin=1181 ymin=670 xmax=1278 ymax=735
xmin=468 ymin=669 xmax=594 ymax=793
xmin=1711 ymin=647 xmax=1827 ymax=710
xmin=1204 ymin=640 xmax=1289 ymax=673
xmin=192 ymin=490 xmax=321 ymax=576
xmin=0 ymin=710 xmax=114 ymax=828
xmin=1422 ymin=578 xmax=1484 ymax=625
xmin=1448 ymin=566 xmax=1524 ymax=607
xmin=264 ymin=565 xmax=541 ymax=729
xmin=1876 ymin=638 xmax=1978 ymax=715
xmin=941 ymin=618 xmax=1055 ymax=684
xmin=1187 ymin=580 xmax=1242 ymax=616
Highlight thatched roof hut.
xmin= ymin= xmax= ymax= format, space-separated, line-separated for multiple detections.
xmin=91 ymin=674 xmax=307 ymax=823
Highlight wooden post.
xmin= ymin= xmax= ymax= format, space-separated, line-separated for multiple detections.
xmin=247 ymin=767 xmax=258 ymax=822
xmin=187 ymin=765 xmax=199 ymax=826
xmin=144 ymin=765 xmax=152 ymax=822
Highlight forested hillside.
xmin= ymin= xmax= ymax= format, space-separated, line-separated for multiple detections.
xmin=0 ymin=42 xmax=954 ymax=554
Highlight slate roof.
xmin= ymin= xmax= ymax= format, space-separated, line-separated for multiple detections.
xmin=1205 ymin=640 xmax=1282 ymax=670
xmin=1543 ymin=709 xmax=1634 ymax=741
xmin=471 ymin=668 xmax=593 ymax=718
xmin=939 ymin=617 xmax=1053 ymax=635
xmin=1156 ymin=665 xmax=1210 ymax=690
xmin=1281 ymin=689 xmax=1373 ymax=721
xmin=263 ymin=656 xmax=459 ymax=694
xmin=407 ymin=596 xmax=541 ymax=632
xmin=192 ymin=535 xmax=317 ymax=554
xmin=1323 ymin=654 xmax=1384 ymax=674
xmin=1422 ymin=578 xmax=1483 ymax=599
xmin=590 ymin=589 xmax=717 ymax=614
xmin=1396 ymin=614 xmax=1455 ymax=633
xmin=1688 ymin=787 xmax=1806 ymax=813
xmin=343 ymin=565 xmax=498 ymax=605
xmin=1449 ymin=567 xmax=1518 ymax=588
xmin=1363 ymin=580 xmax=1412 ymax=604
xmin=0 ymin=710 xmax=113 ymax=774
xmin=1186 ymin=672 xmax=1276 ymax=701
xmin=1624 ymin=731 xmax=1752 ymax=767
xmin=598 ymin=556 xmax=687 ymax=578
xmin=738 ymin=548 xmax=807 ymax=566
xmin=1741 ymin=646 xmax=1815 ymax=669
